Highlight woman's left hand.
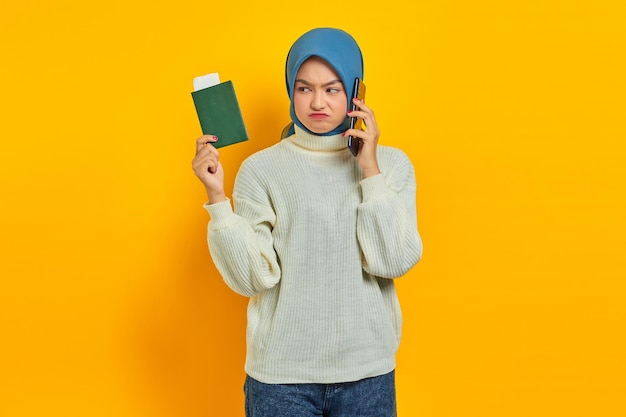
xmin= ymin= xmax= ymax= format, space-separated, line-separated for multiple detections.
xmin=345 ymin=98 xmax=381 ymax=178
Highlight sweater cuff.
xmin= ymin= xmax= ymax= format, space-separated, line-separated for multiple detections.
xmin=203 ymin=199 xmax=235 ymax=229
xmin=360 ymin=173 xmax=387 ymax=203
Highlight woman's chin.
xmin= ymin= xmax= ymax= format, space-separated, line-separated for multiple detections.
xmin=303 ymin=121 xmax=342 ymax=135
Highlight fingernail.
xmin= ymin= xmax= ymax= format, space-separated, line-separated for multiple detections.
xmin=212 ymin=136 xmax=219 ymax=141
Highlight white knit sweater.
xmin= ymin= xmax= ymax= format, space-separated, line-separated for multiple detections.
xmin=205 ymin=126 xmax=422 ymax=384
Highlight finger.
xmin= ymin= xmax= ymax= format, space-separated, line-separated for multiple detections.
xmin=348 ymin=113 xmax=375 ymax=138
xmin=351 ymin=97 xmax=372 ymax=113
xmin=196 ymin=135 xmax=219 ymax=152
xmin=192 ymin=146 xmax=220 ymax=176
xmin=350 ymin=98 xmax=376 ymax=124
xmin=197 ymin=147 xmax=221 ymax=169
xmin=197 ymin=142 xmax=221 ymax=164
xmin=192 ymin=152 xmax=212 ymax=174
xmin=343 ymin=128 xmax=360 ymax=139
xmin=193 ymin=155 xmax=217 ymax=176
xmin=347 ymin=108 xmax=372 ymax=125
xmin=347 ymin=123 xmax=378 ymax=147
xmin=350 ymin=110 xmax=379 ymax=138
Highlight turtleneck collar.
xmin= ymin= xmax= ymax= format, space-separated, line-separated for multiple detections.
xmin=287 ymin=125 xmax=348 ymax=152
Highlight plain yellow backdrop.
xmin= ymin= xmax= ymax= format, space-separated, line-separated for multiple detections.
xmin=1 ymin=1 xmax=625 ymax=416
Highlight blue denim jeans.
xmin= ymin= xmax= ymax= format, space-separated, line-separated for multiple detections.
xmin=244 ymin=370 xmax=397 ymax=417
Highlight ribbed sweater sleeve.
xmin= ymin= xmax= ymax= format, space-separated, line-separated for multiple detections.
xmin=357 ymin=148 xmax=423 ymax=278
xmin=204 ymin=172 xmax=280 ymax=296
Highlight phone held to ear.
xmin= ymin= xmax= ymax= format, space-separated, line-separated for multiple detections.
xmin=347 ymin=78 xmax=366 ymax=156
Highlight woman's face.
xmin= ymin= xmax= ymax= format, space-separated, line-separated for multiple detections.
xmin=293 ymin=57 xmax=348 ymax=134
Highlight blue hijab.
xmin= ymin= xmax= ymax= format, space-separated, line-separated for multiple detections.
xmin=284 ymin=28 xmax=364 ymax=137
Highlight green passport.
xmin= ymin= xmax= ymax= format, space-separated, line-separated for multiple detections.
xmin=191 ymin=80 xmax=248 ymax=148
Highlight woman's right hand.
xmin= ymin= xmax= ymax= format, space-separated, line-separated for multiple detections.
xmin=192 ymin=135 xmax=227 ymax=204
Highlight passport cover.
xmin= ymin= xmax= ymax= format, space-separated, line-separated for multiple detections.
xmin=191 ymin=80 xmax=248 ymax=148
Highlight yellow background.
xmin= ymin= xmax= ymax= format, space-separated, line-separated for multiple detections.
xmin=1 ymin=1 xmax=625 ymax=416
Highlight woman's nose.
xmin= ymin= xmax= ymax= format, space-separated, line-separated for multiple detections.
xmin=311 ymin=92 xmax=325 ymax=110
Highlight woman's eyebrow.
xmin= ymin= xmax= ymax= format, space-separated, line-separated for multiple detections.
xmin=295 ymin=79 xmax=342 ymax=87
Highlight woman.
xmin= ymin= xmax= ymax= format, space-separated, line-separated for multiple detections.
xmin=192 ymin=27 xmax=422 ymax=417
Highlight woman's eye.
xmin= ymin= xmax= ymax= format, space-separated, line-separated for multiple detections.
xmin=327 ymin=88 xmax=340 ymax=94
xmin=297 ymin=86 xmax=311 ymax=92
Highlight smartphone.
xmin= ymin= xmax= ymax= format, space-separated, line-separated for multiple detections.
xmin=347 ymin=78 xmax=366 ymax=156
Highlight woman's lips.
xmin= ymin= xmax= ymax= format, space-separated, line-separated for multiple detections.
xmin=309 ymin=113 xmax=329 ymax=119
